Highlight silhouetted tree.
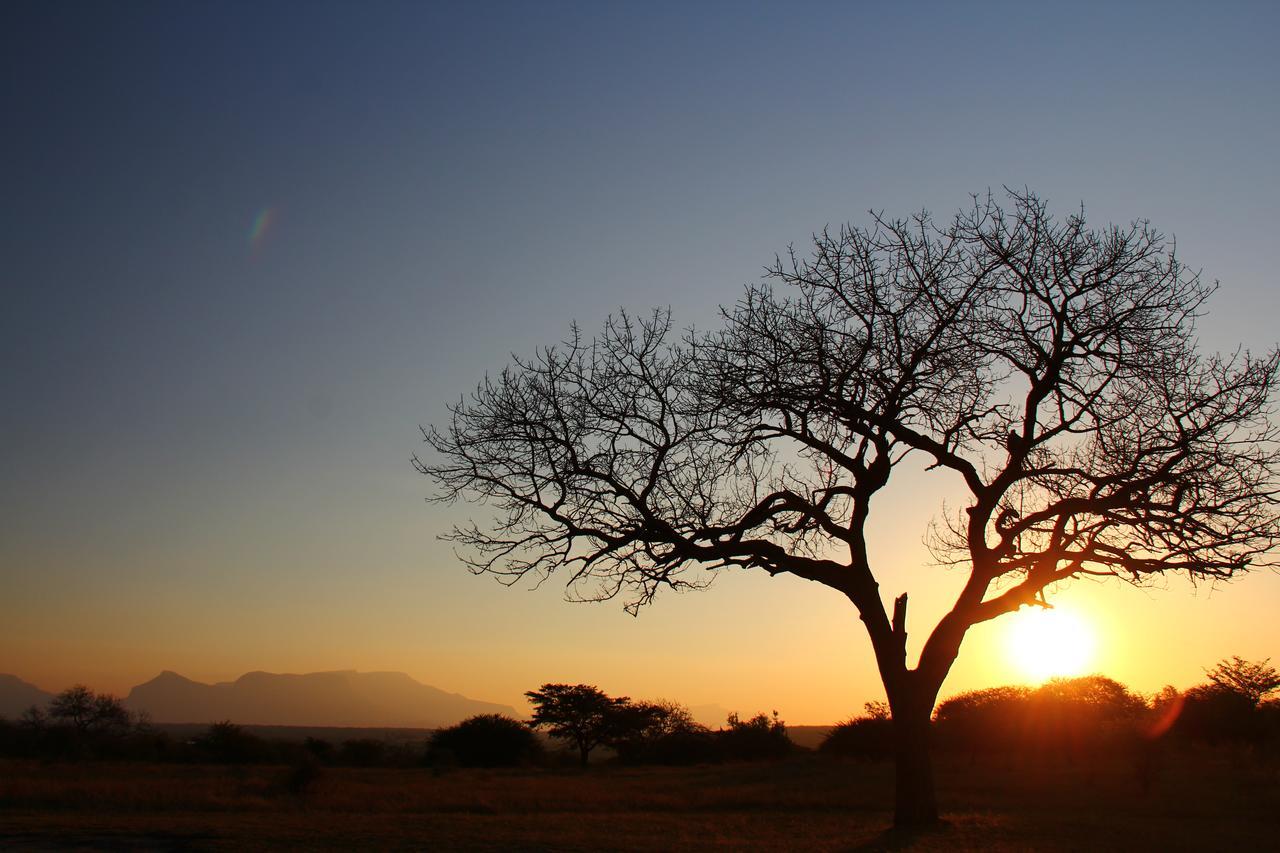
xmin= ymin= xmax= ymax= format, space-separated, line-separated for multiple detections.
xmin=421 ymin=190 xmax=1280 ymax=826
xmin=1204 ymin=657 xmax=1280 ymax=706
xmin=606 ymin=699 xmax=708 ymax=764
xmin=717 ymin=711 xmax=792 ymax=760
xmin=30 ymin=685 xmax=141 ymax=758
xmin=196 ymin=721 xmax=271 ymax=764
xmin=933 ymin=677 xmax=1146 ymax=761
xmin=1175 ymin=684 xmax=1261 ymax=745
xmin=427 ymin=714 xmax=544 ymax=767
xmin=525 ymin=683 xmax=630 ymax=766
xmin=48 ymin=685 xmax=132 ymax=735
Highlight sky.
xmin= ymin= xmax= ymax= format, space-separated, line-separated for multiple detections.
xmin=3 ymin=0 xmax=1279 ymax=724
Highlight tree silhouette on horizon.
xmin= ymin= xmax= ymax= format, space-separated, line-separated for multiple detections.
xmin=419 ymin=189 xmax=1280 ymax=827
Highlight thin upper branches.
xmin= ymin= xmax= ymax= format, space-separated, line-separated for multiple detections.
xmin=419 ymin=189 xmax=1280 ymax=631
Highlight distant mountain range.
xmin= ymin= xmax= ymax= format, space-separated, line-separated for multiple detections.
xmin=0 ymin=674 xmax=54 ymax=719
xmin=1 ymin=670 xmax=519 ymax=728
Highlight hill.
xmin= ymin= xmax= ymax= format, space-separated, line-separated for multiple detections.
xmin=124 ymin=670 xmax=519 ymax=727
xmin=0 ymin=674 xmax=54 ymax=719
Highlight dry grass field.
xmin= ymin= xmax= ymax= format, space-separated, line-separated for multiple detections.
xmin=1 ymin=750 xmax=1277 ymax=850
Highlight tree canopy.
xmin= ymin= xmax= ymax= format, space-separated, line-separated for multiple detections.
xmin=1204 ymin=656 xmax=1280 ymax=706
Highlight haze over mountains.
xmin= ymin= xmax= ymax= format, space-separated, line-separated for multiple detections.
xmin=1 ymin=670 xmax=519 ymax=728
xmin=0 ymin=674 xmax=54 ymax=719
xmin=124 ymin=670 xmax=520 ymax=727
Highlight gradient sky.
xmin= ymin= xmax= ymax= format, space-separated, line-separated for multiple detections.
xmin=3 ymin=1 xmax=1279 ymax=723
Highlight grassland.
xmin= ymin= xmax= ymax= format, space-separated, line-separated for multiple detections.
xmin=2 ymin=749 xmax=1277 ymax=850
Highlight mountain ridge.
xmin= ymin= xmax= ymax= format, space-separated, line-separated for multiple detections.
xmin=1 ymin=670 xmax=519 ymax=728
xmin=0 ymin=674 xmax=55 ymax=719
xmin=123 ymin=669 xmax=521 ymax=727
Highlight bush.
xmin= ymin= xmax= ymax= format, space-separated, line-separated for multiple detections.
xmin=643 ymin=726 xmax=720 ymax=765
xmin=717 ymin=712 xmax=792 ymax=761
xmin=427 ymin=714 xmax=543 ymax=767
xmin=195 ymin=721 xmax=274 ymax=764
xmin=821 ymin=704 xmax=893 ymax=761
xmin=1174 ymin=685 xmax=1262 ymax=745
xmin=932 ymin=677 xmax=1146 ymax=760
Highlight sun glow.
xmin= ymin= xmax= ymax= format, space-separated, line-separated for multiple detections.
xmin=1005 ymin=606 xmax=1097 ymax=683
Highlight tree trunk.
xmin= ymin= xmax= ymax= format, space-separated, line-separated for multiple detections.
xmin=891 ymin=695 xmax=939 ymax=827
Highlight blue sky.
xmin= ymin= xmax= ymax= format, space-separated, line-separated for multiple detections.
xmin=3 ymin=1 xmax=1278 ymax=721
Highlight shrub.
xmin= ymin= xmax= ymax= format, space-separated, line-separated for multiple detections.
xmin=932 ymin=677 xmax=1146 ymax=760
xmin=643 ymin=726 xmax=720 ymax=765
xmin=1174 ymin=684 xmax=1262 ymax=745
xmin=427 ymin=714 xmax=543 ymax=767
xmin=821 ymin=703 xmax=893 ymax=761
xmin=195 ymin=721 xmax=273 ymax=764
xmin=717 ymin=712 xmax=792 ymax=761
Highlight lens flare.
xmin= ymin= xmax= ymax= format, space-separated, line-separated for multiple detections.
xmin=249 ymin=207 xmax=277 ymax=253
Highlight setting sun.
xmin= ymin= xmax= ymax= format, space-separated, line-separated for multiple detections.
xmin=1005 ymin=606 xmax=1097 ymax=682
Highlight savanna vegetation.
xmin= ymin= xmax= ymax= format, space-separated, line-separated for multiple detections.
xmin=2 ymin=660 xmax=1279 ymax=848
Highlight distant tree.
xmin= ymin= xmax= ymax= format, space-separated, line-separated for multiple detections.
xmin=525 ymin=683 xmax=630 ymax=766
xmin=606 ymin=699 xmax=706 ymax=764
xmin=47 ymin=686 xmax=95 ymax=730
xmin=422 ymin=190 xmax=1280 ymax=826
xmin=1175 ymin=684 xmax=1261 ymax=745
xmin=717 ymin=711 xmax=792 ymax=761
xmin=1032 ymin=675 xmax=1146 ymax=718
xmin=19 ymin=705 xmax=47 ymax=732
xmin=1204 ymin=657 xmax=1280 ymax=706
xmin=1168 ymin=658 xmax=1280 ymax=746
xmin=428 ymin=714 xmax=543 ymax=767
xmin=631 ymin=699 xmax=700 ymax=738
xmin=47 ymin=685 xmax=133 ymax=735
xmin=196 ymin=721 xmax=271 ymax=764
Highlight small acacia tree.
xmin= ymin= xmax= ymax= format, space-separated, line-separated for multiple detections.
xmin=420 ymin=190 xmax=1280 ymax=826
xmin=1204 ymin=656 xmax=1280 ymax=706
xmin=48 ymin=685 xmax=133 ymax=735
xmin=525 ymin=683 xmax=630 ymax=766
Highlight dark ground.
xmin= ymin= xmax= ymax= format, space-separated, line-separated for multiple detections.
xmin=2 ymin=748 xmax=1276 ymax=850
